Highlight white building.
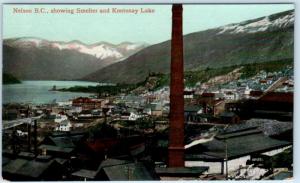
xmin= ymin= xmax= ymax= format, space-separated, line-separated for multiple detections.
xmin=54 ymin=114 xmax=68 ymax=123
xmin=224 ymin=91 xmax=239 ymax=100
xmin=244 ymin=85 xmax=252 ymax=95
xmin=57 ymin=101 xmax=72 ymax=107
xmin=129 ymin=112 xmax=144 ymax=121
xmin=55 ymin=120 xmax=72 ymax=131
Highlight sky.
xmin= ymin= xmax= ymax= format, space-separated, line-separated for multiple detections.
xmin=3 ymin=4 xmax=294 ymax=45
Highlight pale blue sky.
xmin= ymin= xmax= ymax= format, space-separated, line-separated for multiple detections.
xmin=3 ymin=4 xmax=294 ymax=45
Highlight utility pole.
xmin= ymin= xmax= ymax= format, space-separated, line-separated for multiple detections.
xmin=33 ymin=119 xmax=38 ymax=156
xmin=27 ymin=123 xmax=31 ymax=152
xmin=102 ymin=107 xmax=109 ymax=124
xmin=12 ymin=127 xmax=17 ymax=155
xmin=225 ymin=140 xmax=228 ymax=179
xmin=127 ymin=165 xmax=134 ymax=180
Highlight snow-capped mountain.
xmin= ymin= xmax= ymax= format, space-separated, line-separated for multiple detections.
xmin=50 ymin=41 xmax=148 ymax=60
xmin=3 ymin=38 xmax=148 ymax=80
xmin=51 ymin=42 xmax=123 ymax=60
xmin=5 ymin=38 xmax=148 ymax=61
xmin=217 ymin=10 xmax=294 ymax=35
xmin=84 ymin=9 xmax=294 ymax=84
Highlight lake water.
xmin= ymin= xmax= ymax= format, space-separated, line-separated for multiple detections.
xmin=2 ymin=80 xmax=99 ymax=104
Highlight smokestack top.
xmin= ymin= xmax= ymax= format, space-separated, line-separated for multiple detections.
xmin=172 ymin=4 xmax=182 ymax=11
xmin=172 ymin=4 xmax=182 ymax=19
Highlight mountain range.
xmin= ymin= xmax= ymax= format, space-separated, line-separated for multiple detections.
xmin=83 ymin=9 xmax=294 ymax=84
xmin=3 ymin=38 xmax=147 ymax=80
xmin=3 ymin=9 xmax=294 ymax=83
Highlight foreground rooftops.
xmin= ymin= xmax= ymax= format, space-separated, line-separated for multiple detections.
xmin=71 ymin=158 xmax=158 ymax=180
xmin=186 ymin=128 xmax=291 ymax=161
xmin=2 ymin=153 xmax=65 ymax=181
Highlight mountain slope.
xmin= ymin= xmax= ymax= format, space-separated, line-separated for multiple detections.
xmin=3 ymin=73 xmax=21 ymax=84
xmin=3 ymin=38 xmax=147 ymax=80
xmin=83 ymin=10 xmax=294 ymax=84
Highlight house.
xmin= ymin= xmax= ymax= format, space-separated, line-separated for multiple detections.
xmin=72 ymin=97 xmax=108 ymax=110
xmin=45 ymin=112 xmax=56 ymax=120
xmin=151 ymin=103 xmax=163 ymax=117
xmin=41 ymin=132 xmax=85 ymax=147
xmin=227 ymin=92 xmax=293 ymax=121
xmin=57 ymin=101 xmax=72 ymax=107
xmin=184 ymin=105 xmax=203 ymax=122
xmin=224 ymin=92 xmax=236 ymax=100
xmin=55 ymin=120 xmax=72 ymax=132
xmin=2 ymin=153 xmax=64 ymax=181
xmin=68 ymin=106 xmax=82 ymax=114
xmin=196 ymin=93 xmax=217 ymax=114
xmin=250 ymin=91 xmax=264 ymax=98
xmin=244 ymin=85 xmax=252 ymax=97
xmin=143 ymin=106 xmax=152 ymax=115
xmin=38 ymin=132 xmax=85 ymax=158
xmin=91 ymin=109 xmax=102 ymax=117
xmin=252 ymin=92 xmax=293 ymax=121
xmin=38 ymin=144 xmax=74 ymax=160
xmin=111 ymin=106 xmax=126 ymax=117
xmin=74 ymin=133 xmax=146 ymax=171
xmin=98 ymin=159 xmax=158 ymax=180
xmin=99 ymin=161 xmax=158 ymax=180
xmin=71 ymin=158 xmax=159 ymax=181
xmin=77 ymin=110 xmax=93 ymax=120
xmin=54 ymin=114 xmax=68 ymax=123
xmin=213 ymin=100 xmax=225 ymax=116
xmin=220 ymin=112 xmax=240 ymax=124
xmin=259 ymin=80 xmax=267 ymax=84
xmin=120 ymin=111 xmax=131 ymax=120
xmin=200 ymin=92 xmax=216 ymax=100
xmin=184 ymin=90 xmax=195 ymax=99
xmin=16 ymin=130 xmax=28 ymax=137
xmin=146 ymin=95 xmax=158 ymax=103
xmin=128 ymin=112 xmax=144 ymax=121
xmin=120 ymin=95 xmax=146 ymax=109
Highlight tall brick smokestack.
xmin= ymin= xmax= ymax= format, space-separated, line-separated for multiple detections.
xmin=168 ymin=4 xmax=185 ymax=167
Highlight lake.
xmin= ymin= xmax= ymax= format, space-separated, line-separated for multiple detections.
xmin=2 ymin=80 xmax=99 ymax=104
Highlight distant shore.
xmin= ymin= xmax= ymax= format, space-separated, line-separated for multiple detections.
xmin=3 ymin=73 xmax=21 ymax=85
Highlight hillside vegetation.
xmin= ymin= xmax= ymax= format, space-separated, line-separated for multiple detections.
xmin=3 ymin=73 xmax=21 ymax=84
xmin=83 ymin=10 xmax=294 ymax=84
xmin=59 ymin=59 xmax=293 ymax=94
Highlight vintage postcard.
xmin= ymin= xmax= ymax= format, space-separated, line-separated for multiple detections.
xmin=2 ymin=3 xmax=294 ymax=181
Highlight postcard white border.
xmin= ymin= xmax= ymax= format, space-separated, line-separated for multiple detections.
xmin=0 ymin=1 xmax=298 ymax=183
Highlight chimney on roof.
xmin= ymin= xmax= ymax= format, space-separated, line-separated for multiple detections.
xmin=168 ymin=4 xmax=185 ymax=167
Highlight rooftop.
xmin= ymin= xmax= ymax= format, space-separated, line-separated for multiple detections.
xmin=102 ymin=162 xmax=157 ymax=180
xmin=2 ymin=158 xmax=56 ymax=178
xmin=220 ymin=112 xmax=238 ymax=118
xmin=155 ymin=167 xmax=209 ymax=177
xmin=38 ymin=144 xmax=74 ymax=154
xmin=184 ymin=105 xmax=202 ymax=112
xmin=72 ymin=169 xmax=98 ymax=179
xmin=186 ymin=129 xmax=291 ymax=161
